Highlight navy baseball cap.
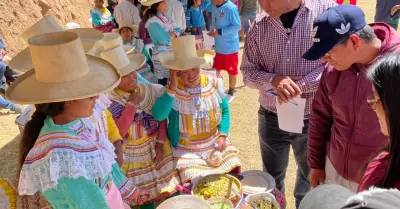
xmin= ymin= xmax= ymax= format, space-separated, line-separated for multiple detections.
xmin=303 ymin=5 xmax=366 ymax=60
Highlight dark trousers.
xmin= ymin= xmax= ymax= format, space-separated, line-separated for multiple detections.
xmin=258 ymin=107 xmax=311 ymax=208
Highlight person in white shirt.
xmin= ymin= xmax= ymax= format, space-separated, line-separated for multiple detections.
xmin=166 ymin=0 xmax=186 ymax=32
xmin=114 ymin=0 xmax=142 ymax=25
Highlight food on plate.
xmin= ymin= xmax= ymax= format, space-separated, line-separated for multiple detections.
xmin=194 ymin=175 xmax=239 ymax=200
xmin=249 ymin=199 xmax=277 ymax=209
xmin=210 ymin=202 xmax=232 ymax=209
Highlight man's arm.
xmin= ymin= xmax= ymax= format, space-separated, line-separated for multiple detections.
xmin=240 ymin=33 xmax=275 ymax=92
xmin=295 ymin=63 xmax=324 ymax=94
xmin=308 ymin=69 xmax=333 ymax=170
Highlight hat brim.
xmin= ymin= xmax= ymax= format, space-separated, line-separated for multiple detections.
xmin=118 ymin=54 xmax=147 ymax=76
xmin=299 ymin=184 xmax=354 ymax=209
xmin=112 ymin=25 xmax=139 ymax=34
xmin=9 ymin=28 xmax=104 ymax=72
xmin=159 ymin=50 xmax=214 ymax=71
xmin=5 ymin=55 xmax=120 ymax=105
xmin=142 ymin=0 xmax=163 ymax=7
xmin=302 ymin=41 xmax=338 ymax=61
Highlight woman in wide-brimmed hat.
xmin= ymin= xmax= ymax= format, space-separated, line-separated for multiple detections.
xmin=113 ymin=22 xmax=157 ymax=83
xmin=97 ymin=36 xmax=180 ymax=209
xmin=142 ymin=0 xmax=181 ymax=86
xmin=9 ymin=32 xmax=150 ymax=209
xmin=154 ymin=36 xmax=241 ymax=183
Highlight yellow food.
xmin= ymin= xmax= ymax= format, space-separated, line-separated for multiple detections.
xmin=249 ymin=199 xmax=277 ymax=209
xmin=194 ymin=176 xmax=239 ymax=200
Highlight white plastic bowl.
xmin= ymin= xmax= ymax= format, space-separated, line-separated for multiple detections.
xmin=245 ymin=192 xmax=280 ymax=209
xmin=156 ymin=195 xmax=212 ymax=209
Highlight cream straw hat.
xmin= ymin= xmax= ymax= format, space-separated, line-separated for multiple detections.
xmin=9 ymin=16 xmax=104 ymax=72
xmin=5 ymin=32 xmax=120 ymax=105
xmin=112 ymin=21 xmax=139 ymax=34
xmin=97 ymin=33 xmax=146 ymax=76
xmin=159 ymin=35 xmax=215 ymax=71
xmin=88 ymin=33 xmax=136 ymax=57
xmin=141 ymin=0 xmax=163 ymax=7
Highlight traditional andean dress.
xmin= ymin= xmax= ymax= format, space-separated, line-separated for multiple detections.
xmin=18 ymin=100 xmax=138 ymax=209
xmin=145 ymin=13 xmax=181 ymax=81
xmin=108 ymin=83 xmax=180 ymax=201
xmin=153 ymin=73 xmax=241 ymax=183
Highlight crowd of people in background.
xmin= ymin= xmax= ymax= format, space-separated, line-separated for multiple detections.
xmin=2 ymin=0 xmax=400 ymax=209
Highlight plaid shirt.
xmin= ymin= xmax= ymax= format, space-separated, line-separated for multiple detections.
xmin=241 ymin=0 xmax=337 ymax=116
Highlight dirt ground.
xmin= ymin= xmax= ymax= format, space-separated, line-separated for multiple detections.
xmin=0 ymin=1 xmax=377 ymax=208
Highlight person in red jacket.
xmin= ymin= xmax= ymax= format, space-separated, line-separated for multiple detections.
xmin=302 ymin=4 xmax=400 ymax=192
xmin=358 ymin=53 xmax=400 ymax=192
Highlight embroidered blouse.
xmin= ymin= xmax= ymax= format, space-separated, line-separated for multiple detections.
xmin=18 ymin=110 xmax=138 ymax=208
xmin=151 ymin=73 xmax=230 ymax=147
xmin=145 ymin=13 xmax=181 ymax=46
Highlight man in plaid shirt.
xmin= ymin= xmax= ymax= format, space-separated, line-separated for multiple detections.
xmin=240 ymin=0 xmax=336 ymax=207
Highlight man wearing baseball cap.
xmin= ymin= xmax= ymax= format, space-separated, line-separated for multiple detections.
xmin=303 ymin=4 xmax=400 ymax=192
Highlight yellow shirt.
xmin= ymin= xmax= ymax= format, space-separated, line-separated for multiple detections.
xmin=105 ymin=109 xmax=122 ymax=143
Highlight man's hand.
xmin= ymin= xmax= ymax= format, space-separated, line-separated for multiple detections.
xmin=271 ymin=76 xmax=302 ymax=104
xmin=309 ymin=168 xmax=326 ymax=188
xmin=0 ymin=49 xmax=5 ymax=56
xmin=208 ymin=29 xmax=219 ymax=37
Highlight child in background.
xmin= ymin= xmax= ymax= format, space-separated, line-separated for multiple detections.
xmin=186 ymin=0 xmax=210 ymax=35
xmin=336 ymin=0 xmax=356 ymax=5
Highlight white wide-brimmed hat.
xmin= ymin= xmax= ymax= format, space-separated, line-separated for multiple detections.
xmin=5 ymin=32 xmax=120 ymax=105
xmin=88 ymin=33 xmax=136 ymax=57
xmin=159 ymin=35 xmax=215 ymax=71
xmin=96 ymin=33 xmax=146 ymax=76
xmin=141 ymin=0 xmax=163 ymax=6
xmin=112 ymin=21 xmax=139 ymax=34
xmin=9 ymin=16 xmax=104 ymax=72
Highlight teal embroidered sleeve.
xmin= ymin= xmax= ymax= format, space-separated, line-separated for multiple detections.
xmin=90 ymin=10 xmax=102 ymax=27
xmin=167 ymin=109 xmax=180 ymax=148
xmin=42 ymin=177 xmax=110 ymax=209
xmin=218 ymin=97 xmax=230 ymax=134
xmin=152 ymin=90 xmax=175 ymax=121
xmin=111 ymin=163 xmax=139 ymax=203
xmin=147 ymin=23 xmax=172 ymax=45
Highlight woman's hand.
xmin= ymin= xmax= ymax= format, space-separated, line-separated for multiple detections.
xmin=154 ymin=143 xmax=164 ymax=164
xmin=168 ymin=32 xmax=177 ymax=38
xmin=168 ymin=69 xmax=178 ymax=91
xmin=132 ymin=189 xmax=151 ymax=205
xmin=191 ymin=27 xmax=198 ymax=32
xmin=215 ymin=136 xmax=227 ymax=151
xmin=113 ymin=141 xmax=124 ymax=167
xmin=129 ymin=91 xmax=143 ymax=106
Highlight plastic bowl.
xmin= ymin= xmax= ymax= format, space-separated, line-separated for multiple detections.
xmin=207 ymin=197 xmax=234 ymax=209
xmin=156 ymin=195 xmax=212 ymax=209
xmin=192 ymin=174 xmax=243 ymax=206
xmin=245 ymin=192 xmax=280 ymax=209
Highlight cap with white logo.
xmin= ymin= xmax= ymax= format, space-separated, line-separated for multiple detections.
xmin=302 ymin=4 xmax=366 ymax=60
